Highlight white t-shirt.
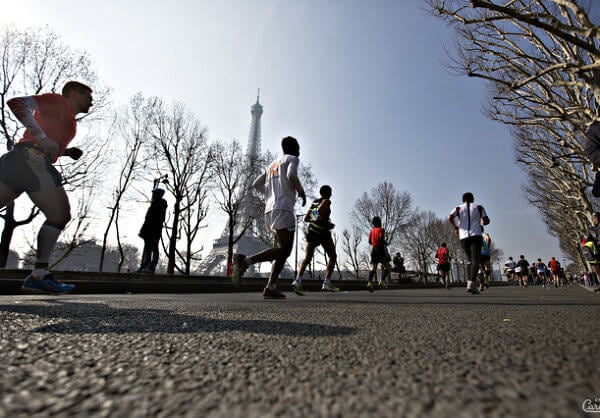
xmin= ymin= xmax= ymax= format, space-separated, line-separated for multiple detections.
xmin=449 ymin=202 xmax=488 ymax=240
xmin=253 ymin=154 xmax=301 ymax=213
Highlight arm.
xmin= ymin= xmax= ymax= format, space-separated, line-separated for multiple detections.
xmin=7 ymin=96 xmax=59 ymax=159
xmin=252 ymin=173 xmax=266 ymax=194
xmin=479 ymin=206 xmax=490 ymax=225
xmin=448 ymin=214 xmax=459 ymax=235
xmin=286 ymin=157 xmax=306 ymax=206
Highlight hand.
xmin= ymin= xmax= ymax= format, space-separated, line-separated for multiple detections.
xmin=65 ymin=147 xmax=83 ymax=160
xmin=38 ymin=137 xmax=59 ymax=160
xmin=298 ymin=191 xmax=306 ymax=206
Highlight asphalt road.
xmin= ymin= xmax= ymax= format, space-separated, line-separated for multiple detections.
xmin=0 ymin=285 xmax=599 ymax=418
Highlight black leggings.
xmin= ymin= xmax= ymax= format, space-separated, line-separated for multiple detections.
xmin=461 ymin=235 xmax=483 ymax=282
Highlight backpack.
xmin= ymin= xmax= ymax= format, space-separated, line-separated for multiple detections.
xmin=582 ymin=238 xmax=599 ymax=263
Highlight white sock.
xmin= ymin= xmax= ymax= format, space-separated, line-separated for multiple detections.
xmin=467 ymin=280 xmax=473 ymax=289
xmin=323 ymin=278 xmax=330 ymax=284
xmin=295 ymin=276 xmax=302 ymax=284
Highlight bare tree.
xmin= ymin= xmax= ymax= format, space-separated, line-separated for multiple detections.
xmin=400 ymin=210 xmax=441 ymax=280
xmin=350 ymin=181 xmax=416 ymax=248
xmin=0 ymin=26 xmax=110 ymax=267
xmin=98 ymin=94 xmax=151 ymax=272
xmin=427 ymin=0 xmax=600 ymax=268
xmin=341 ymin=227 xmax=368 ymax=279
xmin=211 ymin=139 xmax=264 ymax=273
xmin=147 ymin=99 xmax=212 ymax=275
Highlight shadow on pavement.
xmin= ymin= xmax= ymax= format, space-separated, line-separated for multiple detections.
xmin=0 ymin=300 xmax=357 ymax=337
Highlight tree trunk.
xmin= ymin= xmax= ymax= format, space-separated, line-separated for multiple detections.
xmin=0 ymin=202 xmax=18 ymax=268
xmin=167 ymin=200 xmax=180 ymax=275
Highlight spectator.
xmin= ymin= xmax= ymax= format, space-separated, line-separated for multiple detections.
xmin=137 ymin=188 xmax=168 ymax=274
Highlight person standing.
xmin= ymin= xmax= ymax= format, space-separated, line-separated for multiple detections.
xmin=366 ymin=216 xmax=392 ymax=292
xmin=137 ymin=188 xmax=168 ymax=273
xmin=293 ymin=185 xmax=339 ymax=295
xmin=234 ymin=136 xmax=306 ymax=299
xmin=448 ymin=192 xmax=490 ymax=294
xmin=435 ymin=242 xmax=451 ymax=289
xmin=3 ymin=81 xmax=93 ymax=294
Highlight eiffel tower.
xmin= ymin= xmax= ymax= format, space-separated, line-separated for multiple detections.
xmin=200 ymin=91 xmax=270 ymax=275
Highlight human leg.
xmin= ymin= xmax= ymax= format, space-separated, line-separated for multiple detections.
xmin=148 ymin=238 xmax=160 ymax=273
xmin=22 ymin=186 xmax=74 ymax=294
xmin=27 ymin=186 xmax=71 ymax=274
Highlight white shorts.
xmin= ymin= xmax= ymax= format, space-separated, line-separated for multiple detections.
xmin=265 ymin=210 xmax=295 ymax=234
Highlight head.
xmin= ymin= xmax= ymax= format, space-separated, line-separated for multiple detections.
xmin=281 ymin=136 xmax=300 ymax=157
xmin=509 ymin=257 xmax=513 ymax=260
xmin=462 ymin=192 xmax=474 ymax=203
xmin=319 ymin=185 xmax=332 ymax=199
xmin=441 ymin=242 xmax=447 ymax=248
xmin=593 ymin=212 xmax=600 ymax=224
xmin=372 ymin=216 xmax=382 ymax=228
xmin=62 ymin=81 xmax=93 ymax=114
xmin=152 ymin=188 xmax=165 ymax=200
xmin=537 ymin=258 xmax=541 ymax=262
xmin=520 ymin=255 xmax=524 ymax=259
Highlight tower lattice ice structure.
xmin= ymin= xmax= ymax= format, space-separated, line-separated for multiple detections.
xmin=200 ymin=92 xmax=271 ymax=275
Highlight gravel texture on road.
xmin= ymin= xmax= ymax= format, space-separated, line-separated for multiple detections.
xmin=0 ymin=286 xmax=598 ymax=418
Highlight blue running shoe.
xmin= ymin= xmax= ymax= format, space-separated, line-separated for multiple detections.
xmin=21 ymin=274 xmax=75 ymax=295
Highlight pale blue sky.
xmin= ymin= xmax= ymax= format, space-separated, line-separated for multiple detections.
xmin=1 ymin=1 xmax=564 ymax=266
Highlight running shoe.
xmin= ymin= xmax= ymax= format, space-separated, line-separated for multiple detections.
xmin=322 ymin=282 xmax=339 ymax=292
xmin=21 ymin=274 xmax=75 ymax=295
xmin=377 ymin=281 xmax=388 ymax=289
xmin=594 ymin=285 xmax=600 ymax=293
xmin=292 ymin=279 xmax=305 ymax=296
xmin=366 ymin=281 xmax=374 ymax=292
xmin=263 ymin=287 xmax=286 ymax=299
xmin=466 ymin=287 xmax=480 ymax=294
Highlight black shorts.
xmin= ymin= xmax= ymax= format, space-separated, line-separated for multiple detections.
xmin=0 ymin=144 xmax=62 ymax=195
xmin=305 ymin=226 xmax=332 ymax=244
xmin=371 ymin=246 xmax=390 ymax=265
xmin=437 ymin=262 xmax=450 ymax=273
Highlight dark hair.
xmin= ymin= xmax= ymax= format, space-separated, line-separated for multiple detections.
xmin=281 ymin=136 xmax=299 ymax=155
xmin=319 ymin=185 xmax=332 ymax=198
xmin=372 ymin=216 xmax=382 ymax=227
xmin=441 ymin=242 xmax=447 ymax=247
xmin=62 ymin=81 xmax=92 ymax=96
xmin=462 ymin=192 xmax=474 ymax=203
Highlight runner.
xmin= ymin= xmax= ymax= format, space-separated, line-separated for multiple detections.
xmin=548 ymin=257 xmax=561 ymax=288
xmin=3 ymin=81 xmax=93 ymax=294
xmin=584 ymin=212 xmax=600 ymax=292
xmin=292 ymin=185 xmax=339 ymax=295
xmin=435 ymin=242 xmax=451 ymax=289
xmin=366 ymin=216 xmax=392 ymax=292
xmin=517 ymin=255 xmax=530 ymax=287
xmin=448 ymin=192 xmax=490 ymax=294
xmin=534 ymin=258 xmax=548 ymax=287
xmin=480 ymin=232 xmax=492 ymax=291
xmin=233 ymin=136 xmax=306 ymax=299
xmin=504 ymin=257 xmax=517 ymax=285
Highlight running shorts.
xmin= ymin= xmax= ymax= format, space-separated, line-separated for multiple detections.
xmin=264 ymin=209 xmax=296 ymax=234
xmin=0 ymin=144 xmax=62 ymax=195
xmin=370 ymin=246 xmax=390 ymax=265
xmin=437 ymin=262 xmax=450 ymax=273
